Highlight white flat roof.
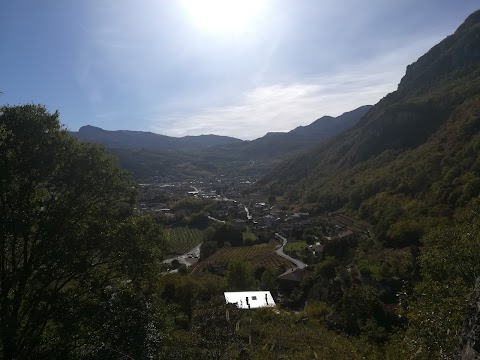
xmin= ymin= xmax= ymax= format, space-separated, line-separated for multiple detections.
xmin=224 ymin=291 xmax=275 ymax=309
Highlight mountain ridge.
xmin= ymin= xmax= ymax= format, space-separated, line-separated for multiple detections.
xmin=71 ymin=125 xmax=244 ymax=151
xmin=70 ymin=105 xmax=372 ymax=174
xmin=201 ymin=105 xmax=372 ymax=160
xmin=259 ymin=9 xmax=480 ymax=245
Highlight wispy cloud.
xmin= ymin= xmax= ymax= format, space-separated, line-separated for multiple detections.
xmin=155 ymin=81 xmax=384 ymax=140
xmin=74 ymin=55 xmax=104 ymax=105
xmin=149 ymin=33 xmax=443 ymax=140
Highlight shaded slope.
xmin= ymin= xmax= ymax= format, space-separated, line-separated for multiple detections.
xmin=71 ymin=126 xmax=244 ymax=151
xmin=208 ymin=105 xmax=371 ymax=159
xmin=72 ymin=106 xmax=370 ymax=179
xmin=108 ymin=148 xmax=219 ymax=179
xmin=261 ymin=10 xmax=480 ymax=244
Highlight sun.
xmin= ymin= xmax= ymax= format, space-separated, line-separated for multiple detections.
xmin=182 ymin=0 xmax=268 ymax=34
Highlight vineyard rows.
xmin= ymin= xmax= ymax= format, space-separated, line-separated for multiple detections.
xmin=192 ymin=241 xmax=294 ymax=273
xmin=165 ymin=227 xmax=204 ymax=255
xmin=322 ymin=213 xmax=372 ymax=234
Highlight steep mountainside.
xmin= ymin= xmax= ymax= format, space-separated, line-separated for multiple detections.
xmin=71 ymin=126 xmax=244 ymax=151
xmin=261 ymin=10 xmax=480 ymax=245
xmin=206 ymin=105 xmax=371 ymax=159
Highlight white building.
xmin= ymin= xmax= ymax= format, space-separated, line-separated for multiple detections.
xmin=224 ymin=291 xmax=275 ymax=309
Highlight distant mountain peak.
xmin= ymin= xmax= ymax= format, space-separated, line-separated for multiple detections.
xmin=78 ymin=125 xmax=104 ymax=132
xmin=264 ymin=132 xmax=286 ymax=137
xmin=289 ymin=105 xmax=372 ymax=138
xmin=71 ymin=126 xmax=243 ymax=151
xmin=203 ymin=105 xmax=372 ymax=160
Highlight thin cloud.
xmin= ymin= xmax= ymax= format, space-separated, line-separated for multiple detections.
xmin=155 ymin=80 xmax=387 ymax=140
xmin=74 ymin=56 xmax=104 ymax=105
xmin=149 ymin=33 xmax=443 ymax=140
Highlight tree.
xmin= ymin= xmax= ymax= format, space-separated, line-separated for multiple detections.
xmin=402 ymin=203 xmax=480 ymax=358
xmin=191 ymin=297 xmax=243 ymax=359
xmin=226 ymin=260 xmax=255 ymax=291
xmin=188 ymin=211 xmax=209 ymax=229
xmin=0 ymin=105 xmax=165 ymax=359
xmin=260 ymin=268 xmax=277 ymax=293
xmin=205 ymin=223 xmax=243 ymax=247
xmin=200 ymin=241 xmax=218 ymax=260
xmin=338 ymin=285 xmax=382 ymax=335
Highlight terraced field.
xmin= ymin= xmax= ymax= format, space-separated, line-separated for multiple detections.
xmin=191 ymin=241 xmax=294 ymax=273
xmin=322 ymin=213 xmax=372 ymax=234
xmin=165 ymin=227 xmax=204 ymax=255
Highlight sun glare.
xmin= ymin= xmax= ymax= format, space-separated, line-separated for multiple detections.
xmin=182 ymin=0 xmax=267 ymax=34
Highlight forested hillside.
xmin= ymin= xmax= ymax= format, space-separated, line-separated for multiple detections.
xmin=262 ymin=9 xmax=480 ymax=245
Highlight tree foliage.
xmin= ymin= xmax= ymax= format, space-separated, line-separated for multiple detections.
xmin=397 ymin=202 xmax=480 ymax=358
xmin=0 ymin=105 xmax=165 ymax=359
xmin=226 ymin=259 xmax=256 ymax=291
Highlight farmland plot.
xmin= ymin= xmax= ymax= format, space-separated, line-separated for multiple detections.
xmin=192 ymin=241 xmax=294 ymax=273
xmin=165 ymin=227 xmax=204 ymax=255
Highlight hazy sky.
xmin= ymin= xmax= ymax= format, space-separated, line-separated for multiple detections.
xmin=1 ymin=1 xmax=478 ymax=140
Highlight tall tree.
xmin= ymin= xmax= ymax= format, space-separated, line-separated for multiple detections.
xmin=226 ymin=260 xmax=255 ymax=291
xmin=0 ymin=105 xmax=165 ymax=359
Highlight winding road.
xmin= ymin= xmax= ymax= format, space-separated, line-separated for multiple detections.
xmin=274 ymin=233 xmax=307 ymax=269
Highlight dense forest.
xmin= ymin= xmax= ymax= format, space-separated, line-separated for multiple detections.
xmin=2 ymin=9 xmax=480 ymax=360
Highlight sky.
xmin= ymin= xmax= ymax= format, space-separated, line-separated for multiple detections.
xmin=0 ymin=1 xmax=478 ymax=140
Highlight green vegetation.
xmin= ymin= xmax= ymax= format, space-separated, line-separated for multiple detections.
xmin=165 ymin=227 xmax=204 ymax=255
xmin=194 ymin=241 xmax=293 ymax=274
xmin=242 ymin=228 xmax=257 ymax=244
xmin=110 ymin=147 xmax=217 ymax=179
xmin=284 ymin=240 xmax=308 ymax=252
xmin=226 ymin=259 xmax=256 ymax=291
xmin=0 ymin=105 xmax=166 ymax=359
xmin=386 ymin=201 xmax=480 ymax=358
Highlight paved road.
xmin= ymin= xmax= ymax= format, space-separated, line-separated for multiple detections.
xmin=208 ymin=215 xmax=225 ymax=223
xmin=244 ymin=205 xmax=252 ymax=220
xmin=274 ymin=233 xmax=307 ymax=269
xmin=162 ymin=242 xmax=202 ymax=268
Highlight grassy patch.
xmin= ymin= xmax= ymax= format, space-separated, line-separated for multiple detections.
xmin=284 ymin=240 xmax=308 ymax=252
xmin=243 ymin=228 xmax=257 ymax=242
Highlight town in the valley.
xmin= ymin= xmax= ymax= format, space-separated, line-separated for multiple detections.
xmin=136 ymin=173 xmax=373 ymax=304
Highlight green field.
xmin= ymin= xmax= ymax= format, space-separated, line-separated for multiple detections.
xmin=165 ymin=227 xmax=204 ymax=255
xmin=192 ymin=241 xmax=294 ymax=273
xmin=284 ymin=240 xmax=308 ymax=252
